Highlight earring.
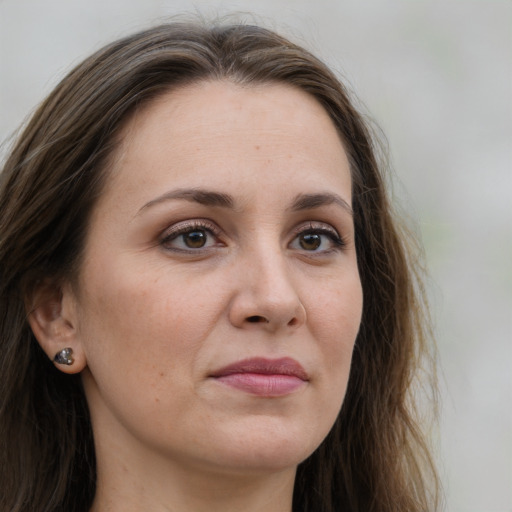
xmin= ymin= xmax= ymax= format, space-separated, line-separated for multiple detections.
xmin=54 ymin=347 xmax=74 ymax=366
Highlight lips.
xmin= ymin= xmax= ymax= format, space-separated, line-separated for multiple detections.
xmin=210 ymin=357 xmax=308 ymax=397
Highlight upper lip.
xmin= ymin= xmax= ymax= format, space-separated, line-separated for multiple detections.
xmin=210 ymin=357 xmax=309 ymax=381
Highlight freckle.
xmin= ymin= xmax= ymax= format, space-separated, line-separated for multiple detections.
xmin=159 ymin=372 xmax=164 ymax=377
xmin=255 ymin=145 xmax=260 ymax=150
xmin=155 ymin=397 xmax=160 ymax=403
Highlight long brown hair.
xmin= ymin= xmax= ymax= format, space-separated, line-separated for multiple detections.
xmin=0 ymin=21 xmax=440 ymax=512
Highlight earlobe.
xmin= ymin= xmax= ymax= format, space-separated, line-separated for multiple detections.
xmin=27 ymin=280 xmax=86 ymax=374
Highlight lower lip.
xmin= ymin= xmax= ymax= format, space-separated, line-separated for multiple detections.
xmin=214 ymin=373 xmax=306 ymax=397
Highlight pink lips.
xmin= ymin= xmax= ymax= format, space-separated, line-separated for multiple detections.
xmin=210 ymin=357 xmax=308 ymax=397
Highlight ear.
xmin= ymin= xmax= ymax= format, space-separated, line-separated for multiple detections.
xmin=27 ymin=280 xmax=86 ymax=374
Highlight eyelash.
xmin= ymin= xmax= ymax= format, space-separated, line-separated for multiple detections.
xmin=289 ymin=222 xmax=346 ymax=254
xmin=159 ymin=220 xmax=223 ymax=253
xmin=159 ymin=220 xmax=346 ymax=254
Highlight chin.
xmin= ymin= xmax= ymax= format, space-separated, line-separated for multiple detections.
xmin=200 ymin=419 xmax=327 ymax=475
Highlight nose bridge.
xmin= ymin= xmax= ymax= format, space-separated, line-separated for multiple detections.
xmin=230 ymin=233 xmax=306 ymax=330
xmin=252 ymin=244 xmax=295 ymax=303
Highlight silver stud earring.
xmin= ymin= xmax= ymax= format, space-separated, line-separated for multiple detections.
xmin=54 ymin=347 xmax=74 ymax=365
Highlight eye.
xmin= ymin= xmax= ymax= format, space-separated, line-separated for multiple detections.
xmin=289 ymin=224 xmax=345 ymax=253
xmin=177 ymin=230 xmax=209 ymax=249
xmin=160 ymin=220 xmax=222 ymax=252
xmin=298 ymin=232 xmax=323 ymax=251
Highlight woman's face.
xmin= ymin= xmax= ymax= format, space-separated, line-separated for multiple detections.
xmin=70 ymin=81 xmax=363 ymax=477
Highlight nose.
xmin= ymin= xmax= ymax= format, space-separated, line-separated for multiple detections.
xmin=228 ymin=250 xmax=307 ymax=332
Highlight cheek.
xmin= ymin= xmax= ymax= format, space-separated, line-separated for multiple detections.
xmin=308 ymin=271 xmax=363 ymax=344
xmin=80 ymin=259 xmax=205 ymax=334
xmin=76 ymin=260 xmax=229 ymax=389
xmin=294 ymin=276 xmax=361 ymax=455
xmin=306 ymin=271 xmax=362 ymax=390
xmin=76 ymin=268 xmax=214 ymax=433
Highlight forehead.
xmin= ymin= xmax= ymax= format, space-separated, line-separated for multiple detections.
xmin=102 ymin=80 xmax=352 ymax=209
xmin=127 ymin=79 xmax=336 ymax=131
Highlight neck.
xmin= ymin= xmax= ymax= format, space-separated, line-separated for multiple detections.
xmin=90 ymin=455 xmax=296 ymax=512
xmin=88 ymin=413 xmax=296 ymax=512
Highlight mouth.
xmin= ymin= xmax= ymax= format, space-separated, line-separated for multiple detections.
xmin=209 ymin=357 xmax=309 ymax=397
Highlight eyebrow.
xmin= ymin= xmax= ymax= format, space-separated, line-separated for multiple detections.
xmin=137 ymin=188 xmax=352 ymax=217
xmin=138 ymin=188 xmax=235 ymax=214
xmin=290 ymin=193 xmax=353 ymax=216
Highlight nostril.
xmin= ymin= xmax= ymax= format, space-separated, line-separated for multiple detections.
xmin=247 ymin=315 xmax=268 ymax=323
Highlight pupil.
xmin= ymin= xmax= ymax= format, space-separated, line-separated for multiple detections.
xmin=184 ymin=231 xmax=206 ymax=248
xmin=300 ymin=233 xmax=321 ymax=250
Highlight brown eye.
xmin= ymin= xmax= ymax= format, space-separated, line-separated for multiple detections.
xmin=299 ymin=233 xmax=322 ymax=251
xmin=289 ymin=225 xmax=345 ymax=254
xmin=182 ymin=230 xmax=207 ymax=248
xmin=160 ymin=221 xmax=221 ymax=252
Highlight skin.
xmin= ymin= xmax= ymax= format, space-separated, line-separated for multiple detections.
xmin=30 ymin=81 xmax=363 ymax=512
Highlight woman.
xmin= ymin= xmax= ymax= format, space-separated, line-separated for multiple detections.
xmin=0 ymin=21 xmax=440 ymax=512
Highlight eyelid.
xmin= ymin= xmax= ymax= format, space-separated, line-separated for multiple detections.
xmin=291 ymin=221 xmax=342 ymax=240
xmin=289 ymin=221 xmax=346 ymax=251
xmin=159 ymin=219 xmax=224 ymax=251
